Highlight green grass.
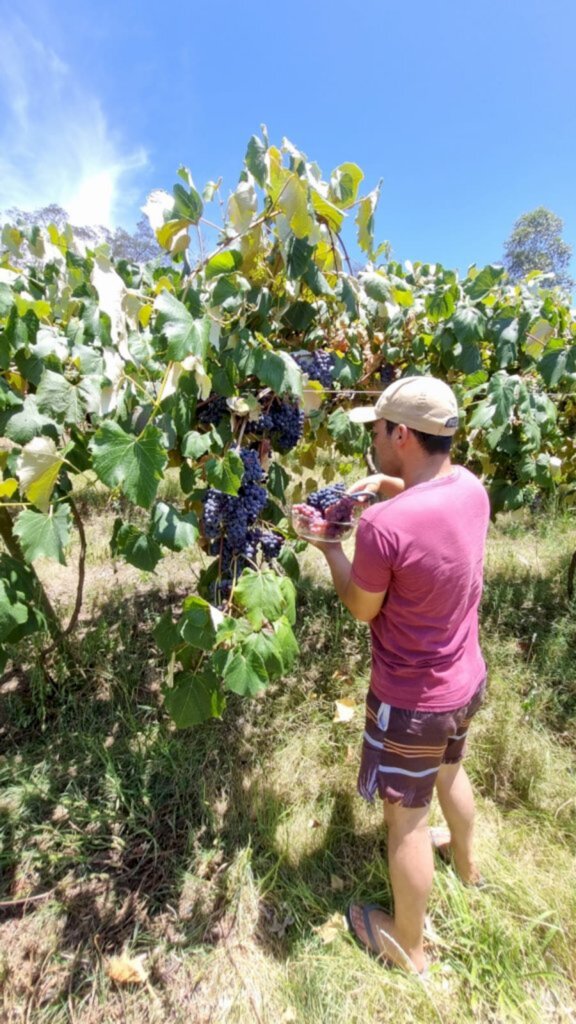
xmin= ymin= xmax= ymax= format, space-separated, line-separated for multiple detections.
xmin=0 ymin=508 xmax=575 ymax=1022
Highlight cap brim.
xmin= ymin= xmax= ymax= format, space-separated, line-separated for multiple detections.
xmin=348 ymin=406 xmax=379 ymax=424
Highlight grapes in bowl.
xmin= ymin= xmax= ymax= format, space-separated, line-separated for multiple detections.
xmin=290 ymin=484 xmax=376 ymax=543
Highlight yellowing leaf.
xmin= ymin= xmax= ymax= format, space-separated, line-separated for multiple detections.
xmin=313 ymin=913 xmax=347 ymax=945
xmin=107 ymin=952 xmax=148 ymax=985
xmin=17 ymin=437 xmax=64 ymax=512
xmin=279 ymin=173 xmax=314 ymax=239
xmin=333 ymin=698 xmax=356 ymax=723
xmin=0 ymin=478 xmax=18 ymax=500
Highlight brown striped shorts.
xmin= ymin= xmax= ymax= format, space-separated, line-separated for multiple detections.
xmin=357 ymin=678 xmax=486 ymax=809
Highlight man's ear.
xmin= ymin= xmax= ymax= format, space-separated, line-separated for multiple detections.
xmin=394 ymin=423 xmax=410 ymax=446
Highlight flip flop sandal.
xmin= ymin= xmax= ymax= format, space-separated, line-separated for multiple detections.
xmin=345 ymin=902 xmax=417 ymax=973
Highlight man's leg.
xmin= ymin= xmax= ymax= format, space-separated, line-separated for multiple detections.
xmin=348 ymin=800 xmax=432 ymax=973
xmin=434 ymin=761 xmax=480 ymax=884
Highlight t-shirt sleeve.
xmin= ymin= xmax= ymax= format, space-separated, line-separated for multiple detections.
xmin=351 ymin=517 xmax=393 ymax=593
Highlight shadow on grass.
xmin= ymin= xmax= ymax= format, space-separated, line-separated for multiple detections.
xmin=0 ymin=559 xmax=574 ymax=1017
xmin=0 ymin=577 xmax=381 ymax=1001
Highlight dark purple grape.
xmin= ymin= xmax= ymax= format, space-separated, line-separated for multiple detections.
xmin=197 ymin=395 xmax=229 ymax=425
xmin=379 ymin=364 xmax=396 ymax=385
xmin=294 ymin=350 xmax=334 ymax=388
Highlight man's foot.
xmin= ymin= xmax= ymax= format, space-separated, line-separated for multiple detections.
xmin=428 ymin=827 xmax=483 ymax=886
xmin=345 ymin=903 xmax=426 ymax=974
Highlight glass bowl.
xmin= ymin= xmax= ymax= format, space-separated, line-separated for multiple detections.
xmin=289 ymin=491 xmax=377 ymax=544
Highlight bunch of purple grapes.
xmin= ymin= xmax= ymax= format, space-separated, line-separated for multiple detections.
xmin=293 ymin=484 xmax=357 ymax=541
xmin=294 ymin=350 xmax=334 ymax=388
xmin=197 ymin=394 xmax=229 ymax=426
xmin=379 ymin=363 xmax=396 ymax=385
xmin=202 ymin=446 xmax=285 ymax=599
xmin=252 ymin=398 xmax=304 ymax=453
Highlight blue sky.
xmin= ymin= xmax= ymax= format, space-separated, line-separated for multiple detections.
xmin=1 ymin=0 xmax=575 ymax=277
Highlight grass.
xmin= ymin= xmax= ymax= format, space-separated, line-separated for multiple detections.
xmin=0 ymin=506 xmax=576 ymax=1022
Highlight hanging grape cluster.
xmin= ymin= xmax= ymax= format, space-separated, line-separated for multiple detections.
xmin=202 ymin=447 xmax=285 ymax=600
xmin=294 ymin=350 xmax=335 ymax=388
xmin=252 ymin=398 xmax=305 ymax=452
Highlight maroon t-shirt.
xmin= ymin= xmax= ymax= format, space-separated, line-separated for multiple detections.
xmin=351 ymin=467 xmax=490 ymax=711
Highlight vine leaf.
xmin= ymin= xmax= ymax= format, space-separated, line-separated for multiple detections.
xmin=164 ymin=669 xmax=225 ymax=727
xmin=178 ymin=596 xmax=217 ymax=650
xmin=154 ymin=291 xmax=210 ymax=362
xmin=111 ymin=521 xmax=163 ymax=572
xmin=205 ymin=250 xmax=242 ymax=280
xmin=205 ymin=451 xmax=244 ymax=495
xmin=13 ymin=505 xmax=71 ymax=564
xmin=245 ymin=134 xmax=267 ymax=187
xmin=17 ymin=436 xmax=64 ymax=512
xmin=151 ymin=501 xmax=199 ymax=551
xmin=90 ymin=422 xmax=167 ymax=508
xmin=222 ymin=648 xmax=268 ymax=696
xmin=234 ymin=570 xmax=287 ymax=629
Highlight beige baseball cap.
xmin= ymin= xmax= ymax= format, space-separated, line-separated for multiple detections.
xmin=348 ymin=376 xmax=459 ymax=436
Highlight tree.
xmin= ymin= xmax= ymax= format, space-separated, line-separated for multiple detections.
xmin=503 ymin=206 xmax=573 ymax=290
xmin=2 ymin=205 xmax=161 ymax=264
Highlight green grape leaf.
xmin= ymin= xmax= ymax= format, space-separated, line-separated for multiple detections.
xmin=278 ymin=576 xmax=296 ymax=625
xmin=153 ymin=610 xmax=183 ymax=655
xmin=286 ymin=237 xmax=314 ymax=280
xmin=450 ymin=307 xmax=486 ymax=345
xmin=205 ymin=450 xmax=244 ymax=495
xmin=0 ymin=555 xmax=48 ymax=643
xmin=273 ymin=616 xmax=299 ymax=671
xmin=181 ymin=430 xmax=212 ymax=460
xmin=155 ymin=291 xmax=210 ymax=362
xmin=234 ymin=570 xmax=286 ymax=627
xmin=267 ymin=462 xmax=290 ymax=500
xmin=282 ymin=301 xmax=317 ymax=333
xmin=178 ymin=595 xmax=217 ymax=650
xmin=254 ymin=349 xmax=303 ymax=397
xmin=0 ymin=282 xmax=14 ymax=316
xmin=245 ymin=134 xmax=267 ymax=187
xmin=277 ymin=546 xmax=300 ymax=582
xmin=205 ymin=250 xmax=243 ymax=280
xmin=111 ymin=520 xmax=163 ymax=572
xmin=0 ymin=395 xmax=59 ymax=444
xmin=0 ymin=379 xmax=23 ymax=411
xmin=465 ymin=264 xmax=505 ymax=300
xmin=151 ymin=501 xmax=199 ymax=550
xmin=425 ymin=289 xmax=456 ymax=322
xmin=173 ymin=182 xmax=203 ymax=224
xmin=222 ymin=648 xmax=268 ymax=696
xmin=243 ymin=629 xmax=284 ymax=679
xmin=486 ymin=373 xmax=517 ymax=427
xmin=363 ymin=273 xmax=390 ymax=303
xmin=330 ymin=162 xmax=364 ymax=208
xmin=13 ymin=504 xmax=71 ymax=564
xmin=164 ymin=668 xmax=225 ymax=727
xmin=90 ymin=421 xmax=167 ymax=508
xmin=36 ymin=369 xmax=99 ymax=425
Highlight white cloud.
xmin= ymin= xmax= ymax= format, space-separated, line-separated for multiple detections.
xmin=0 ymin=20 xmax=148 ymax=227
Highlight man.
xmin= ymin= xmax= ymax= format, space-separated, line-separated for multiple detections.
xmin=311 ymin=375 xmax=490 ymax=974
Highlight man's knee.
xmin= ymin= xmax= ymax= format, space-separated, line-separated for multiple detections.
xmin=383 ymin=799 xmax=430 ymax=836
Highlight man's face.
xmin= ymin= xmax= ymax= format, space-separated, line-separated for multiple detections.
xmin=371 ymin=419 xmax=402 ymax=475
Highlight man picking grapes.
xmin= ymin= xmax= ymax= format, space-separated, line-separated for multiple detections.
xmin=308 ymin=375 xmax=489 ymax=974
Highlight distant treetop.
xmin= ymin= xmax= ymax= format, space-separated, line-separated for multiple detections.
xmin=503 ymin=206 xmax=573 ymax=291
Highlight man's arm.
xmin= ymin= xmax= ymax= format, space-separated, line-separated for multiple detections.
xmin=319 ymin=543 xmax=386 ymax=622
xmin=348 ymin=473 xmax=405 ymax=500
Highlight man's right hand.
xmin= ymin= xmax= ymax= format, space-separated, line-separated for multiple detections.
xmin=347 ymin=474 xmax=405 ymax=500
